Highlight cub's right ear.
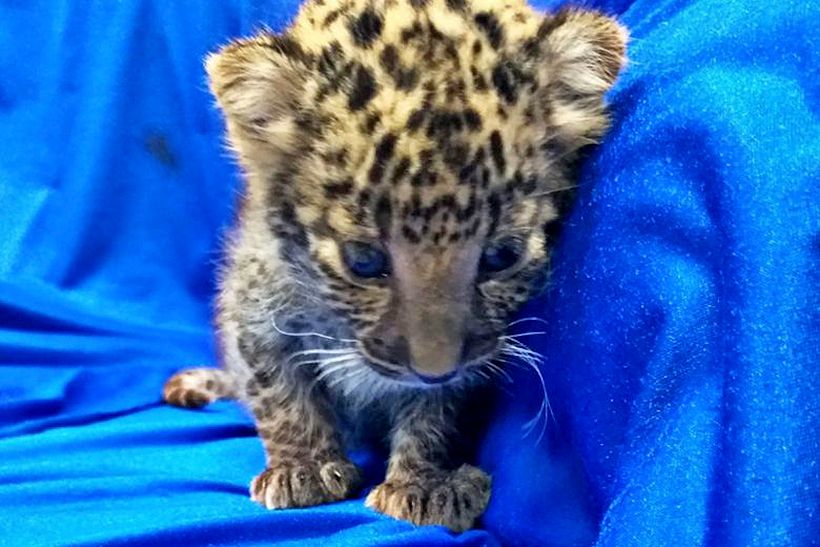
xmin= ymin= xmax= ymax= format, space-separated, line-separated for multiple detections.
xmin=206 ymin=33 xmax=308 ymax=158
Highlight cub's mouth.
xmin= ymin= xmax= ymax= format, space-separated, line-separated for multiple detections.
xmin=361 ymin=359 xmax=461 ymax=387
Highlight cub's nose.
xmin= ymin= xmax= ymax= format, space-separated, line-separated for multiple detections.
xmin=405 ymin=333 xmax=462 ymax=380
xmin=362 ymin=331 xmax=463 ymax=382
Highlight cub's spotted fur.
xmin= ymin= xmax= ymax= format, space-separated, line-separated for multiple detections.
xmin=164 ymin=0 xmax=626 ymax=532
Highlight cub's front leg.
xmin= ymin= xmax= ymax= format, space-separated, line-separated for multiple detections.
xmin=366 ymin=395 xmax=491 ymax=532
xmin=240 ymin=343 xmax=361 ymax=509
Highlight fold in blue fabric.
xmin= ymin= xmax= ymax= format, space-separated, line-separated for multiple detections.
xmin=0 ymin=0 xmax=817 ymax=545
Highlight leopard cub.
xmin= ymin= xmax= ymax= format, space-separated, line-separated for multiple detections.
xmin=164 ymin=0 xmax=626 ymax=532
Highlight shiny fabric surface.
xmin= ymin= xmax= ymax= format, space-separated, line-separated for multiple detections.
xmin=0 ymin=0 xmax=817 ymax=545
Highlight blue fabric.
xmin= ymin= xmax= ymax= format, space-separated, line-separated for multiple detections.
xmin=0 ymin=0 xmax=817 ymax=545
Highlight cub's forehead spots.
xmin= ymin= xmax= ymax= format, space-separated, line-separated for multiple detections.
xmin=474 ymin=12 xmax=504 ymax=49
xmin=348 ymin=8 xmax=383 ymax=47
xmin=261 ymin=0 xmax=622 ymax=250
xmin=348 ymin=64 xmax=378 ymax=110
xmin=379 ymin=45 xmax=420 ymax=91
xmin=367 ymin=133 xmax=397 ymax=184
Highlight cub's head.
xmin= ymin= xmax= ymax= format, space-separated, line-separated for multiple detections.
xmin=208 ymin=0 xmax=626 ymax=385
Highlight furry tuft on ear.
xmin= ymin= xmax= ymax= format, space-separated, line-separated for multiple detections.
xmin=532 ymin=8 xmax=628 ymax=147
xmin=205 ymin=33 xmax=309 ymax=164
xmin=540 ymin=8 xmax=628 ymax=97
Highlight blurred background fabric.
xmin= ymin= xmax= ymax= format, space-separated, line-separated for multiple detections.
xmin=0 ymin=0 xmax=817 ymax=545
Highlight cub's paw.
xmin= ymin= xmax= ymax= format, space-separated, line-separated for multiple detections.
xmin=365 ymin=464 xmax=491 ymax=532
xmin=163 ymin=368 xmax=233 ymax=409
xmin=251 ymin=459 xmax=361 ymax=509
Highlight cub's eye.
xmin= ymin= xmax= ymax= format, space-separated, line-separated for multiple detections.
xmin=342 ymin=241 xmax=390 ymax=279
xmin=479 ymin=238 xmax=522 ymax=275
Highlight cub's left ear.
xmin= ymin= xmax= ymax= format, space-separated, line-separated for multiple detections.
xmin=540 ymin=8 xmax=628 ymax=97
xmin=533 ymin=9 xmax=628 ymax=144
xmin=205 ymin=32 xmax=310 ymax=169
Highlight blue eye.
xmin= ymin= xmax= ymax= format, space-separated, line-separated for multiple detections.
xmin=480 ymin=239 xmax=522 ymax=275
xmin=342 ymin=241 xmax=390 ymax=279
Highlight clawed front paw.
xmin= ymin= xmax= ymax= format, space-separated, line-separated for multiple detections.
xmin=365 ymin=465 xmax=491 ymax=532
xmin=251 ymin=459 xmax=361 ymax=509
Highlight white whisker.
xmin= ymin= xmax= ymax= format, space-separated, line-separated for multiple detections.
xmin=530 ymin=183 xmax=579 ymax=198
xmin=473 ymin=368 xmax=492 ymax=381
xmin=315 ymin=354 xmax=360 ymax=368
xmin=270 ymin=316 xmax=356 ymax=343
xmin=507 ymin=317 xmax=550 ymax=328
xmin=285 ymin=347 xmax=357 ymax=364
xmin=497 ymin=339 xmax=554 ymax=445
xmin=500 ymin=342 xmax=542 ymax=364
xmin=520 ymin=358 xmax=551 ymax=446
xmin=501 ymin=331 xmax=547 ymax=340
xmin=327 ymin=365 xmax=368 ymax=391
xmin=310 ymin=357 xmax=360 ymax=391
xmin=484 ymin=360 xmax=513 ymax=384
